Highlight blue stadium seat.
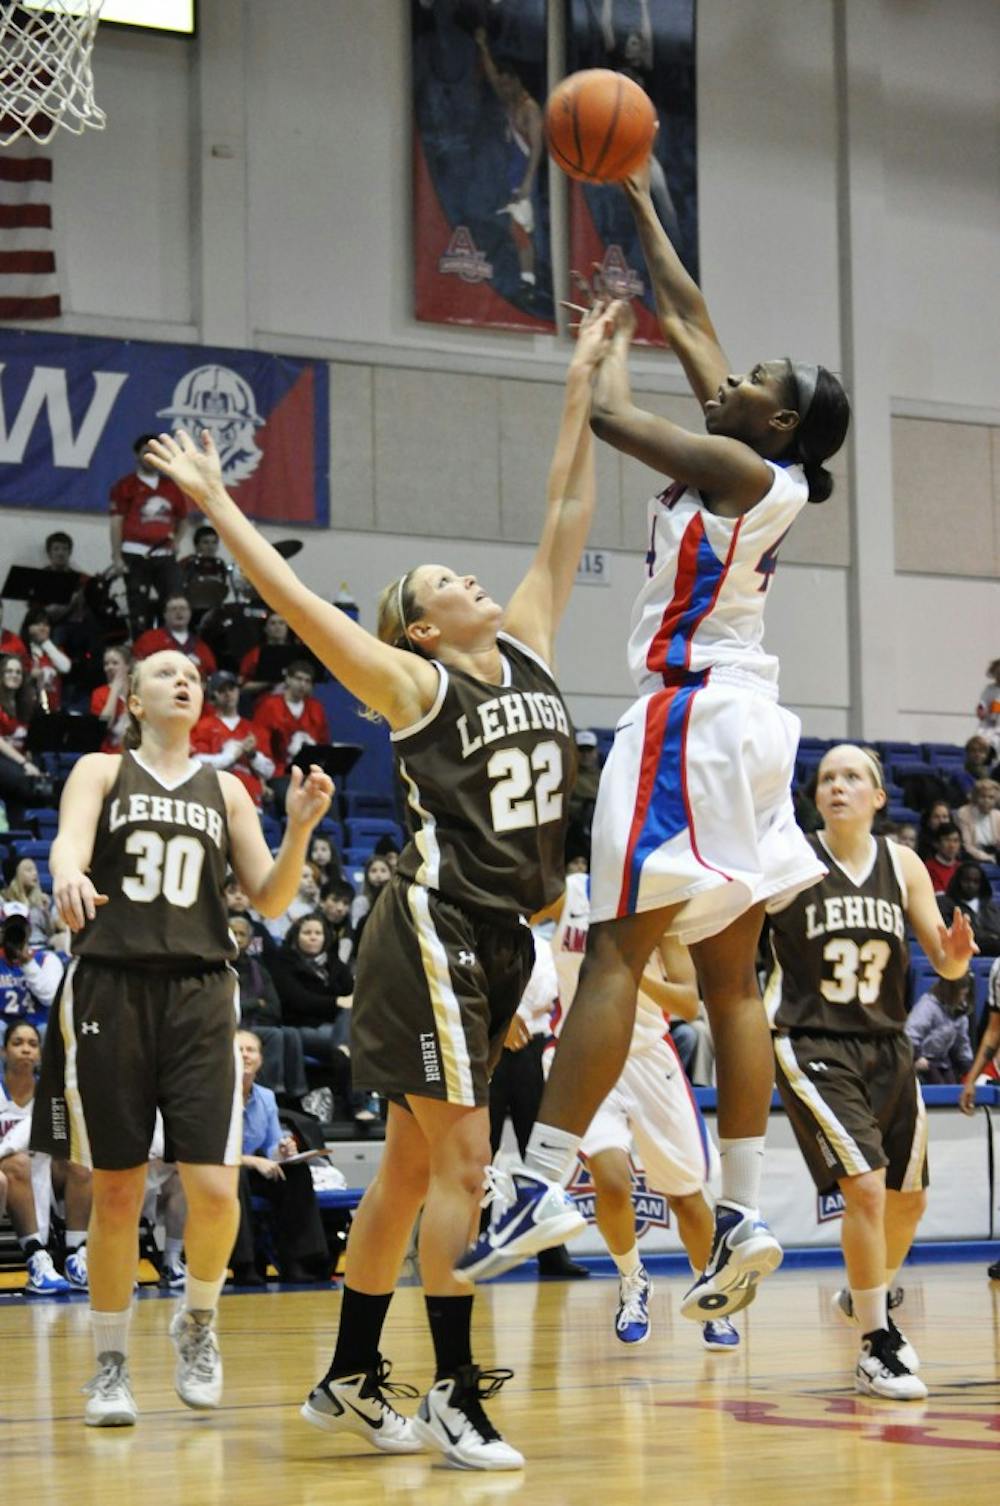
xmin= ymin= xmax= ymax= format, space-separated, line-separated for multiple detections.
xmin=886 ymin=803 xmax=922 ymax=825
xmin=877 ymin=741 xmax=924 ymax=761
xmin=12 ymin=840 xmax=51 ymax=861
xmin=344 ymin=817 xmax=404 ymax=851
xmin=313 ymin=816 xmax=345 ymax=849
xmin=922 ymin=742 xmax=965 ymax=762
xmin=339 ymin=791 xmax=397 ymax=821
xmin=970 ymin=957 xmax=995 ymax=1030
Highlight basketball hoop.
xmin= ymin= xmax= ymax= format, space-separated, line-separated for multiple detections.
xmin=0 ymin=2 xmax=106 ymax=147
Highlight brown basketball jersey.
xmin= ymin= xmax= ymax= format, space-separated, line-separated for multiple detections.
xmin=768 ymin=834 xmax=909 ymax=1035
xmin=393 ymin=634 xmax=577 ymax=920
xmin=74 ymin=749 xmax=235 ymax=967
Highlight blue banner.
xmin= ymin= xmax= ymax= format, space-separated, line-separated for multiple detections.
xmin=0 ymin=329 xmax=329 ymax=527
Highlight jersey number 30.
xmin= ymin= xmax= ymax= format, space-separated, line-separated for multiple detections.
xmin=487 ymin=741 xmax=563 ymax=833
xmin=820 ymin=937 xmax=892 ymax=1006
xmin=122 ymin=831 xmax=205 ymax=909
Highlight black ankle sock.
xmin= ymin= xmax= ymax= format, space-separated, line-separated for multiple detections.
xmin=21 ymin=1237 xmax=44 ymax=1259
xmin=425 ymin=1294 xmax=474 ymax=1380
xmin=326 ymin=1288 xmax=393 ymax=1380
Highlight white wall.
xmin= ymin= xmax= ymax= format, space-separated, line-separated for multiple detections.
xmin=13 ymin=0 xmax=999 ymax=742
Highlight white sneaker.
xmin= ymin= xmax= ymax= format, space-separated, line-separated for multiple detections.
xmin=615 ymin=1266 xmax=652 ymax=1345
xmin=83 ymin=1352 xmax=138 ymax=1427
xmin=300 ymin=1358 xmax=422 ymax=1453
xmin=455 ymin=1165 xmax=586 ymax=1284
xmin=680 ymin=1204 xmax=782 ymax=1322
xmin=855 ymin=1328 xmax=927 ymax=1401
xmin=24 ymin=1249 xmax=72 ymax=1296
xmin=64 ymin=1248 xmax=89 ymax=1290
xmin=169 ymin=1309 xmax=223 ymax=1409
xmin=832 ymin=1288 xmax=919 ymax=1371
xmin=414 ymin=1365 xmax=523 ymax=1470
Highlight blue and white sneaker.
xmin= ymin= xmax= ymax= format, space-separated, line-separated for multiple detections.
xmin=454 ymin=1165 xmax=586 ymax=1284
xmin=64 ymin=1248 xmax=89 ymax=1290
xmin=702 ymin=1317 xmax=740 ymax=1351
xmin=680 ymin=1204 xmax=782 ymax=1322
xmin=615 ymin=1266 xmax=651 ymax=1345
xmin=24 ymin=1249 xmax=72 ymax=1296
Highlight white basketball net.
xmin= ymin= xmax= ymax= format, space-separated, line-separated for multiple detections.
xmin=0 ymin=1 xmax=106 ymax=147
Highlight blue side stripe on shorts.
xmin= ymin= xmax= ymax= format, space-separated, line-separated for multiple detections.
xmin=626 ymin=676 xmax=706 ymax=915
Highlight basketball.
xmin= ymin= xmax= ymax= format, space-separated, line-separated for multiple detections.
xmin=545 ymin=69 xmax=657 ymax=184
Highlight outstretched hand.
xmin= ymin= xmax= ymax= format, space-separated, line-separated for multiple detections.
xmin=937 ymin=908 xmax=978 ymax=970
xmin=284 ymin=763 xmax=334 ymax=832
xmin=144 ymin=428 xmax=225 ymax=509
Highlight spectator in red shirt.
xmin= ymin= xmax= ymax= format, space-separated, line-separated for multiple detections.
xmin=20 ymin=608 xmax=71 ymax=713
xmin=192 ymin=670 xmax=275 ymax=809
xmin=109 ymin=432 xmax=189 ymax=635
xmin=89 ymin=643 xmax=132 ymax=753
xmin=253 ymin=661 xmax=329 ymax=779
xmin=924 ymin=822 xmax=963 ymax=895
xmin=0 ymin=654 xmax=46 ymax=819
xmin=132 ymin=593 xmax=217 ymax=679
xmin=0 ymin=601 xmax=29 ymax=669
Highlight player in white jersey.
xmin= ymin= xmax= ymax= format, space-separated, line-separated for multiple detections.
xmin=459 ymin=159 xmax=851 ymax=1316
xmin=548 ymin=873 xmax=737 ymax=1351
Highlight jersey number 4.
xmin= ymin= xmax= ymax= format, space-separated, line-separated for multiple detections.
xmin=122 ymin=831 xmax=205 ymax=909
xmin=487 ymin=741 xmax=563 ymax=834
xmin=820 ymin=938 xmax=891 ymax=1006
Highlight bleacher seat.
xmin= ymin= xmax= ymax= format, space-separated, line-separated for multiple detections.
xmin=891 ymin=760 xmax=931 ymax=786
xmin=922 ymin=742 xmax=965 ymax=762
xmin=878 ymin=741 xmax=924 ymax=761
xmin=12 ymin=840 xmax=51 ymax=861
xmin=886 ymin=803 xmax=922 ymax=825
xmin=260 ymin=815 xmax=283 ymax=847
xmin=344 ymin=817 xmax=404 ymax=852
xmin=339 ymin=791 xmax=396 ymax=821
xmin=313 ymin=815 xmax=345 ymax=849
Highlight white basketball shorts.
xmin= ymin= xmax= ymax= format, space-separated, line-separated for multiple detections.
xmin=580 ymin=1033 xmax=718 ymax=1197
xmin=589 ymin=667 xmax=825 ymax=942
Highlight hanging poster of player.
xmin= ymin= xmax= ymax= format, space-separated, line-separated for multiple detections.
xmin=566 ymin=0 xmax=698 ymax=345
xmin=412 ymin=0 xmax=556 ymax=333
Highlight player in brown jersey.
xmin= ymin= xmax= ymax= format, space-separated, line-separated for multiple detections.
xmin=30 ymin=649 xmax=332 ymax=1428
xmin=767 ymin=744 xmax=975 ymax=1401
xmin=144 ymin=304 xmax=612 ymax=1472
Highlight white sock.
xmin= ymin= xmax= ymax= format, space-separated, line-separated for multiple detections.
xmin=165 ymin=1237 xmax=184 ymax=1264
xmin=92 ymin=1306 xmax=132 ymax=1361
xmin=852 ymin=1284 xmax=888 ymax=1336
xmin=65 ymin=1230 xmax=87 ymax=1252
xmin=524 ymin=1123 xmax=582 ymax=1185
xmin=185 ymin=1272 xmax=225 ymax=1318
xmin=520 ymin=270 xmax=536 ymax=285
xmin=611 ymin=1244 xmax=641 ymax=1279
xmin=718 ymin=1137 xmax=766 ymax=1212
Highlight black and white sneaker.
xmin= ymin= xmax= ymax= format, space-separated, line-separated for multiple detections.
xmin=300 ymin=1356 xmax=422 ymax=1453
xmin=832 ymin=1287 xmax=919 ymax=1370
xmin=855 ymin=1328 xmax=927 ymax=1401
xmin=414 ymin=1365 xmax=523 ymax=1470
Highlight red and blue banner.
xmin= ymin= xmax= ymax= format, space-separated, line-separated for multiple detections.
xmin=0 ymin=329 xmax=329 ymax=526
xmin=412 ymin=0 xmax=555 ymax=333
xmin=566 ymin=0 xmax=698 ymax=346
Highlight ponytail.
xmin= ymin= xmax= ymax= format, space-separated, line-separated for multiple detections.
xmin=123 ymin=661 xmax=144 ymax=750
xmin=784 ymin=362 xmax=851 ymax=504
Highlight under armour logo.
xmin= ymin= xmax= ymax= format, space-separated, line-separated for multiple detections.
xmin=80 ymin=1021 xmax=100 ymax=1035
xmin=808 ymin=1060 xmax=828 ymax=1072
xmin=457 ymin=950 xmax=476 ymax=968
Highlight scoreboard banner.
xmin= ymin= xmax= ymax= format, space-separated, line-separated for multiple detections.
xmin=412 ymin=0 xmax=556 ymax=333
xmin=566 ymin=0 xmax=698 ymax=346
xmin=0 ymin=327 xmax=329 ymax=526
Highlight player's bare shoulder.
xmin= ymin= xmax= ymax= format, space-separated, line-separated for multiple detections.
xmin=65 ymin=750 xmax=122 ymax=796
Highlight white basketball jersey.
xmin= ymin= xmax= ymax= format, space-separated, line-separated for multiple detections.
xmin=628 ymin=461 xmax=808 ymax=696
xmin=0 ymin=1084 xmax=32 ymax=1156
xmin=550 ymin=873 xmax=667 ymax=1055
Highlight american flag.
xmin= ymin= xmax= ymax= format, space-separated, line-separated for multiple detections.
xmin=0 ymin=149 xmax=60 ymax=320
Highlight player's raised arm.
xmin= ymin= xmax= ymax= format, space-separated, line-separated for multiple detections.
xmin=622 ymin=161 xmax=729 ymax=407
xmin=143 ymin=431 xmax=439 ymax=729
xmin=222 ymin=765 xmax=332 ymax=919
xmin=502 ymin=301 xmax=612 ymax=663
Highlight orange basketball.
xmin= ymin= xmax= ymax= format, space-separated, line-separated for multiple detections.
xmin=545 ymin=69 xmax=657 ymax=185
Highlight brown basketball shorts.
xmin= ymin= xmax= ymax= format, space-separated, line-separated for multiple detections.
xmin=350 ymin=876 xmax=535 ymax=1108
xmin=773 ymin=1030 xmax=929 ymax=1194
xmin=30 ymin=958 xmax=241 ymax=1171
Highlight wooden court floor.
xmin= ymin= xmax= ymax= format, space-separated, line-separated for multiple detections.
xmin=3 ymin=1262 xmax=1000 ymax=1506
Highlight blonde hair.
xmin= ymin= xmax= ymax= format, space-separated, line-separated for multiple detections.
xmin=819 ymin=743 xmax=885 ymax=790
xmin=4 ymin=862 xmax=44 ymax=908
xmin=122 ymin=659 xmax=145 ymax=750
